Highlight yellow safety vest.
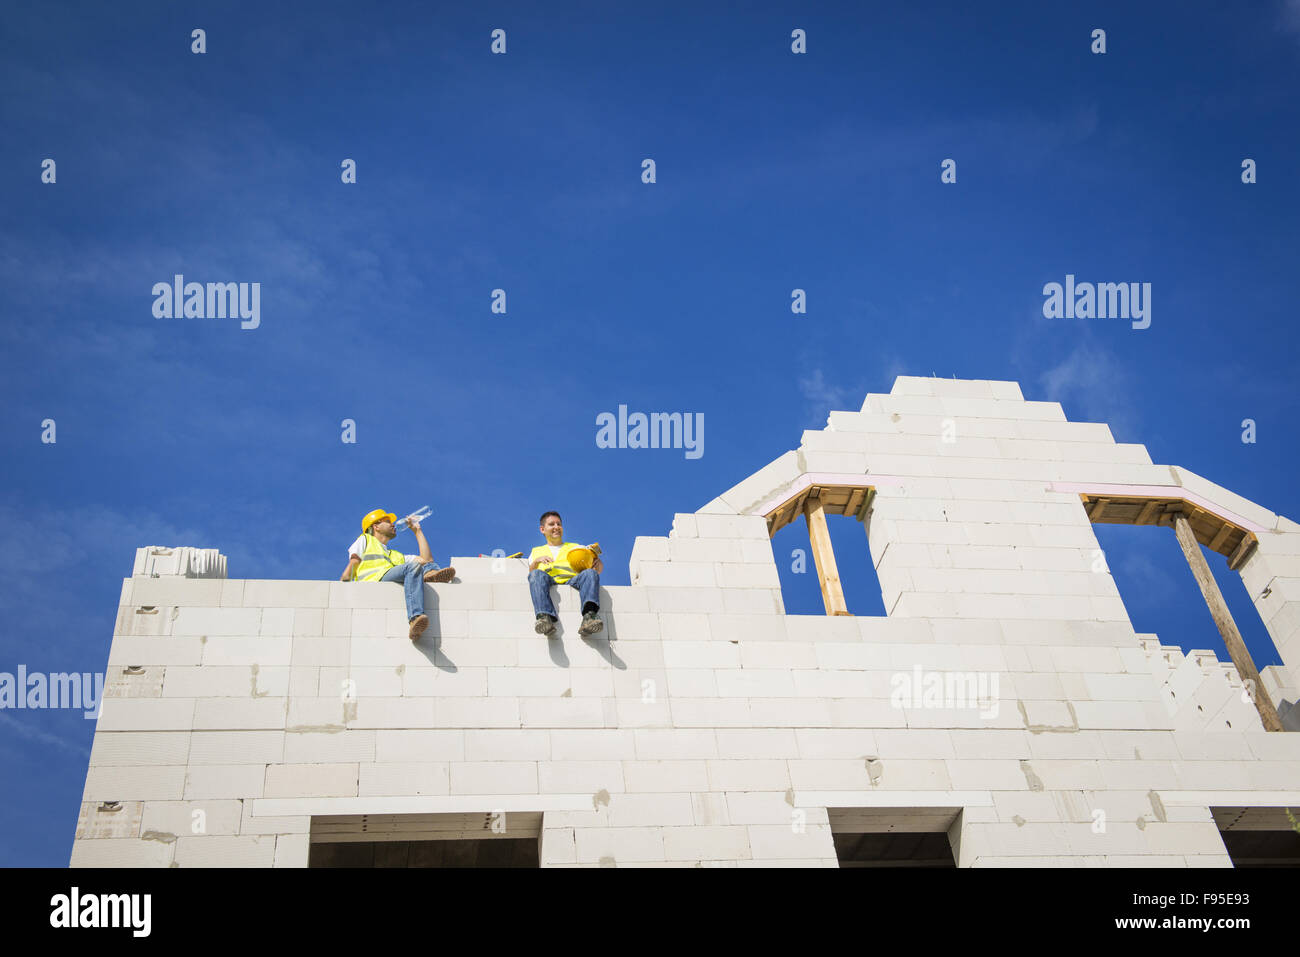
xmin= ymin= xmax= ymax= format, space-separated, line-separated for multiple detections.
xmin=529 ymin=543 xmax=585 ymax=584
xmin=354 ymin=532 xmax=406 ymax=582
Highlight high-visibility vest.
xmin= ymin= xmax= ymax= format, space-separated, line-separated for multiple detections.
xmin=529 ymin=543 xmax=586 ymax=584
xmin=354 ymin=533 xmax=406 ymax=582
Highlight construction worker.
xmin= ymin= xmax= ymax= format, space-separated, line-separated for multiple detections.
xmin=342 ymin=509 xmax=456 ymax=641
xmin=527 ymin=510 xmax=603 ymax=637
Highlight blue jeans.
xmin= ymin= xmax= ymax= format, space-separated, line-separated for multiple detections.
xmin=529 ymin=568 xmax=599 ymax=618
xmin=379 ymin=557 xmax=441 ymax=621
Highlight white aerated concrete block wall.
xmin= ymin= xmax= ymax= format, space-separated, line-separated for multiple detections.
xmin=132 ymin=546 xmax=228 ymax=579
xmin=74 ymin=377 xmax=1300 ymax=868
xmin=1241 ymin=530 xmax=1300 ymax=694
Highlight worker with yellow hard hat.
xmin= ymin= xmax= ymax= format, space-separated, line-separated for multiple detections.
xmin=527 ymin=510 xmax=603 ymax=637
xmin=341 ymin=508 xmax=456 ymax=641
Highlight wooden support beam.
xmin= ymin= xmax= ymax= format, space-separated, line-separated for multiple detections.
xmin=793 ymin=487 xmax=812 ymax=521
xmin=1228 ymin=534 xmax=1257 ymax=572
xmin=1088 ymin=498 xmax=1110 ymax=522
xmin=1208 ymin=523 xmax=1233 ymax=554
xmin=1172 ymin=513 xmax=1282 ymax=732
xmin=1135 ymin=500 xmax=1160 ymax=526
xmin=855 ymin=487 xmax=876 ymax=523
xmin=843 ymin=488 xmax=864 ymax=520
xmin=804 ymin=496 xmax=851 ymax=616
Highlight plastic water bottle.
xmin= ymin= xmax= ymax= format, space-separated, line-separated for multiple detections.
xmin=398 ymin=506 xmax=432 ymax=530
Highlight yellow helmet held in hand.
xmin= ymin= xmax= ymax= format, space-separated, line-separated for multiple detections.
xmin=361 ymin=508 xmax=396 ymax=533
xmin=567 ymin=543 xmax=602 ymax=572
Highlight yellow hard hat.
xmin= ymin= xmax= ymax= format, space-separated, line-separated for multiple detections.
xmin=361 ymin=508 xmax=396 ymax=532
xmin=567 ymin=543 xmax=601 ymax=572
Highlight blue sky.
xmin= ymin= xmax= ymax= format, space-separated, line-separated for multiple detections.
xmin=2 ymin=0 xmax=1298 ymax=865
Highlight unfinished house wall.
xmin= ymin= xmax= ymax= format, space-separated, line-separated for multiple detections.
xmin=72 ymin=377 xmax=1300 ymax=867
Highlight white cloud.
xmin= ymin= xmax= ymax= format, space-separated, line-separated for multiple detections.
xmin=1119 ymin=550 xmax=1178 ymax=596
xmin=0 ymin=712 xmax=89 ymax=757
xmin=0 ymin=503 xmax=213 ymax=658
xmin=798 ymin=368 xmax=852 ymax=414
xmin=1037 ymin=341 xmax=1139 ymax=441
xmin=1281 ymin=0 xmax=1300 ymax=36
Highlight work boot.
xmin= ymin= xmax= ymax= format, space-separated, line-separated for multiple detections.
xmin=424 ymin=566 xmax=456 ymax=583
xmin=578 ymin=610 xmax=603 ymax=637
xmin=534 ymin=614 xmax=557 ymax=637
xmin=408 ymin=614 xmax=429 ymax=641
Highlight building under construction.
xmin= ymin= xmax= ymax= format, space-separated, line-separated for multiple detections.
xmin=72 ymin=377 xmax=1300 ymax=866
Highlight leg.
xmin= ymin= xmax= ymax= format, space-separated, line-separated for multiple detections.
xmin=380 ymin=559 xmax=427 ymax=621
xmin=424 ymin=562 xmax=457 ymax=583
xmin=568 ymin=569 xmax=601 ymax=614
xmin=411 ymin=557 xmax=461 ymax=582
xmin=529 ymin=568 xmax=557 ymax=618
xmin=570 ymin=570 xmax=603 ymax=635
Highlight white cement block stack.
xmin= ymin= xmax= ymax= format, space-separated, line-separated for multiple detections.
xmin=1241 ymin=530 xmax=1300 ymax=694
xmin=73 ymin=377 xmax=1300 ymax=868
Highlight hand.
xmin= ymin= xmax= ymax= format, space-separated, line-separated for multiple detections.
xmin=405 ymin=516 xmax=421 ymax=532
xmin=414 ymin=555 xmax=431 ymax=565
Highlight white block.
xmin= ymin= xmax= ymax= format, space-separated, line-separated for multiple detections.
xmin=375 ymin=730 xmax=466 ymax=762
xmin=173 ymin=607 xmax=263 ymax=637
xmin=273 ymin=833 xmax=311 ymax=868
xmin=449 ymin=762 xmax=538 ymax=794
xmin=90 ymin=731 xmax=191 ymax=767
xmin=748 ymin=824 xmax=836 ymax=860
xmin=291 ymin=637 xmax=351 ymax=667
xmin=96 ymin=698 xmax=196 ymax=732
xmin=346 ymin=697 xmax=436 ymax=729
xmin=359 ymin=763 xmax=449 ymax=796
xmin=623 ymin=760 xmax=709 ymax=792
xmin=550 ymin=730 xmax=636 ymax=761
xmin=173 ymin=835 xmax=277 ymax=868
xmin=714 ymin=729 xmax=800 ymax=759
xmin=70 ymin=838 xmax=174 ymax=868
xmin=539 ymin=761 xmax=625 ymax=793
xmin=264 ymin=763 xmax=359 ymax=798
xmin=82 ymin=766 xmax=186 ymax=801
xmin=200 ymin=637 xmax=292 ymax=667
xmin=242 ymin=580 xmax=330 ymax=608
xmin=464 ymin=730 xmax=551 ymax=762
xmin=283 ymin=730 xmax=375 ymax=764
xmin=192 ymin=697 xmax=287 ymax=731
xmin=434 ymin=699 xmax=521 ymax=728
xmin=108 ymin=638 xmax=205 ymax=667
xmin=141 ymin=799 xmax=243 ymax=837
xmin=183 ymin=764 xmax=266 ymax=799
xmin=574 ymin=826 xmax=666 ymax=863
xmin=661 ymin=825 xmax=751 ymax=861
xmin=189 ymin=731 xmax=284 ymax=765
xmin=606 ymin=792 xmax=694 ymax=827
xmin=633 ymin=729 xmax=719 ymax=760
xmin=707 ymin=760 xmax=791 ymax=791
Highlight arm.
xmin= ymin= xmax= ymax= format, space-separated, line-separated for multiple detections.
xmin=341 ymin=556 xmax=360 ymax=582
xmin=409 ymin=518 xmax=433 ymax=563
xmin=593 ymin=555 xmax=604 ymax=574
